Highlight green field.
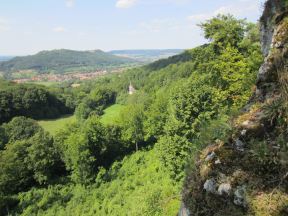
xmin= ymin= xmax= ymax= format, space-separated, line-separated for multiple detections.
xmin=100 ymin=104 xmax=126 ymax=125
xmin=38 ymin=114 xmax=76 ymax=135
xmin=38 ymin=104 xmax=124 ymax=135
xmin=29 ymin=81 xmax=58 ymax=87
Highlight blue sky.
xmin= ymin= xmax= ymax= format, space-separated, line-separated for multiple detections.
xmin=0 ymin=0 xmax=266 ymax=55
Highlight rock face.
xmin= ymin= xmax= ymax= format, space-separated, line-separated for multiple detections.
xmin=217 ymin=183 xmax=232 ymax=196
xmin=233 ymin=186 xmax=247 ymax=207
xmin=203 ymin=178 xmax=217 ymax=194
xmin=257 ymin=0 xmax=288 ymax=100
xmin=180 ymin=1 xmax=288 ymax=215
xmin=234 ymin=139 xmax=245 ymax=152
xmin=260 ymin=0 xmax=288 ymax=57
xmin=178 ymin=202 xmax=191 ymax=216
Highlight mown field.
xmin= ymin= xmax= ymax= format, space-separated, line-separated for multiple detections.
xmin=38 ymin=114 xmax=76 ymax=135
xmin=100 ymin=104 xmax=126 ymax=125
xmin=38 ymin=104 xmax=125 ymax=135
xmin=29 ymin=81 xmax=58 ymax=87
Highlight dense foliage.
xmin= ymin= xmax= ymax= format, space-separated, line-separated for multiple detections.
xmin=0 ymin=79 xmax=72 ymax=124
xmin=0 ymin=117 xmax=62 ymax=194
xmin=0 ymin=15 xmax=263 ymax=215
xmin=15 ymin=149 xmax=180 ymax=216
xmin=75 ymin=88 xmax=116 ymax=120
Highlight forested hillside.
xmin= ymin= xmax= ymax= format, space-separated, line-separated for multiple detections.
xmin=0 ymin=49 xmax=137 ymax=78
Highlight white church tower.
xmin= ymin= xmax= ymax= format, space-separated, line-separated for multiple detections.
xmin=128 ymin=82 xmax=136 ymax=95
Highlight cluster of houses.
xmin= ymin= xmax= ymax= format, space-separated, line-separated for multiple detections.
xmin=13 ymin=70 xmax=109 ymax=84
xmin=12 ymin=69 xmax=138 ymax=96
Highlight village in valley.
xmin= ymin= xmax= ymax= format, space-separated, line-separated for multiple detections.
xmin=12 ymin=68 xmax=125 ymax=84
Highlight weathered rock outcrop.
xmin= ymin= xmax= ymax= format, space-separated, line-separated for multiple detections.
xmin=180 ymin=0 xmax=288 ymax=215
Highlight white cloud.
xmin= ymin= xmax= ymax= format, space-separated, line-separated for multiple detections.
xmin=53 ymin=26 xmax=67 ymax=33
xmin=78 ymin=32 xmax=88 ymax=37
xmin=0 ymin=18 xmax=9 ymax=32
xmin=162 ymin=0 xmax=192 ymax=4
xmin=187 ymin=14 xmax=211 ymax=23
xmin=213 ymin=3 xmax=258 ymax=16
xmin=65 ymin=0 xmax=75 ymax=8
xmin=124 ymin=17 xmax=186 ymax=36
xmin=116 ymin=0 xmax=138 ymax=8
xmin=139 ymin=18 xmax=180 ymax=33
xmin=187 ymin=0 xmax=263 ymax=24
xmin=23 ymin=31 xmax=34 ymax=36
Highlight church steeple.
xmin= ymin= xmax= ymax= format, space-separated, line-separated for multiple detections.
xmin=129 ymin=82 xmax=136 ymax=95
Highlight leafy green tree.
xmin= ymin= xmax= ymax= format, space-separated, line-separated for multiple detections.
xmin=211 ymin=45 xmax=256 ymax=108
xmin=53 ymin=122 xmax=81 ymax=160
xmin=75 ymin=88 xmax=116 ymax=121
xmin=75 ymin=98 xmax=96 ymax=120
xmin=0 ymin=127 xmax=7 ymax=150
xmin=0 ymin=91 xmax=12 ymax=123
xmin=239 ymin=23 xmax=263 ymax=73
xmin=53 ymin=123 xmax=87 ymax=183
xmin=199 ymin=14 xmax=247 ymax=49
xmin=63 ymin=132 xmax=95 ymax=184
xmin=156 ymin=135 xmax=191 ymax=180
xmin=0 ymin=193 xmax=18 ymax=216
xmin=83 ymin=116 xmax=125 ymax=170
xmin=101 ymin=124 xmax=124 ymax=164
xmin=90 ymin=88 xmax=116 ymax=107
xmin=0 ymin=140 xmax=32 ymax=194
xmin=144 ymin=90 xmax=169 ymax=140
xmin=83 ymin=116 xmax=108 ymax=166
xmin=166 ymin=77 xmax=217 ymax=139
xmin=3 ymin=117 xmax=41 ymax=142
xmin=155 ymin=77 xmax=217 ymax=178
xmin=59 ymin=116 xmax=124 ymax=184
xmin=0 ymin=129 xmax=62 ymax=194
xmin=26 ymin=130 xmax=62 ymax=184
xmin=119 ymin=105 xmax=145 ymax=151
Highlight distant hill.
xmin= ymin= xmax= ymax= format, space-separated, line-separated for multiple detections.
xmin=0 ymin=49 xmax=137 ymax=77
xmin=0 ymin=56 xmax=14 ymax=62
xmin=109 ymin=49 xmax=184 ymax=62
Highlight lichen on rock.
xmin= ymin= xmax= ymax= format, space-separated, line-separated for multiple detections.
xmin=234 ymin=186 xmax=247 ymax=207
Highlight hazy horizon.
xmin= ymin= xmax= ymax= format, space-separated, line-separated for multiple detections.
xmin=0 ymin=48 xmax=185 ymax=57
xmin=1 ymin=0 xmax=265 ymax=56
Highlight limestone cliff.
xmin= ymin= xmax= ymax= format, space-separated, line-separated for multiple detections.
xmin=180 ymin=0 xmax=288 ymax=215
